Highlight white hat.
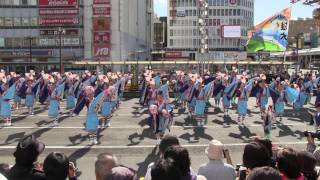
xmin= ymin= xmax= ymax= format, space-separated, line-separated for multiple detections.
xmin=205 ymin=140 xmax=224 ymax=160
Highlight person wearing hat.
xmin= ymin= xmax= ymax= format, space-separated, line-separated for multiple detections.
xmin=8 ymin=135 xmax=46 ymax=180
xmin=48 ymin=82 xmax=60 ymax=127
xmin=0 ymin=77 xmax=15 ymax=127
xmin=25 ymin=77 xmax=37 ymax=116
xmin=66 ymin=74 xmax=76 ymax=117
xmin=198 ymin=140 xmax=236 ymax=180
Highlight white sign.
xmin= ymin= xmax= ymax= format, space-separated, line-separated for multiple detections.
xmin=222 ymin=26 xmax=241 ymax=38
xmin=176 ymin=11 xmax=186 ymax=17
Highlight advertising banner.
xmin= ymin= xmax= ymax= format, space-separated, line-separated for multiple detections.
xmin=93 ymin=18 xmax=110 ymax=30
xmin=93 ymin=32 xmax=110 ymax=44
xmin=93 ymin=6 xmax=111 ymax=17
xmin=221 ymin=26 xmax=241 ymax=38
xmin=39 ymin=8 xmax=79 ymax=15
xmin=247 ymin=8 xmax=291 ymax=52
xmin=93 ymin=45 xmax=110 ymax=57
xmin=93 ymin=0 xmax=110 ymax=4
xmin=0 ymin=50 xmax=53 ymax=57
xmin=165 ymin=51 xmax=190 ymax=58
xmin=39 ymin=0 xmax=77 ymax=7
xmin=39 ymin=17 xmax=79 ymax=25
xmin=40 ymin=29 xmax=79 ymax=36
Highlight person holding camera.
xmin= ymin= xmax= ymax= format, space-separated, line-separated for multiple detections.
xmin=198 ymin=140 xmax=236 ymax=180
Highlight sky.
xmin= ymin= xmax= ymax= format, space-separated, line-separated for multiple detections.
xmin=154 ymin=0 xmax=315 ymax=25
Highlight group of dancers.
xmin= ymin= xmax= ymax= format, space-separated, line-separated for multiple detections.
xmin=0 ymin=70 xmax=130 ymax=145
xmin=0 ymin=68 xmax=319 ymax=145
xmin=140 ymin=69 xmax=320 ymax=139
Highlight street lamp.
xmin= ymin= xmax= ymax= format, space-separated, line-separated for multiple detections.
xmin=58 ymin=27 xmax=65 ymax=74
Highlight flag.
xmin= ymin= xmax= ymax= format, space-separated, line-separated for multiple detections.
xmin=247 ymin=8 xmax=291 ymax=53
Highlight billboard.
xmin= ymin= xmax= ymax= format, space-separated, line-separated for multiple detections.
xmin=39 ymin=0 xmax=77 ymax=7
xmin=39 ymin=18 xmax=79 ymax=25
xmin=93 ymin=0 xmax=110 ymax=4
xmin=93 ymin=45 xmax=110 ymax=57
xmin=93 ymin=18 xmax=110 ymax=30
xmin=0 ymin=50 xmax=53 ymax=57
xmin=39 ymin=8 xmax=79 ymax=15
xmin=40 ymin=29 xmax=79 ymax=36
xmin=247 ymin=8 xmax=291 ymax=52
xmin=221 ymin=26 xmax=241 ymax=38
xmin=165 ymin=51 xmax=190 ymax=58
xmin=93 ymin=32 xmax=110 ymax=43
xmin=93 ymin=6 xmax=111 ymax=17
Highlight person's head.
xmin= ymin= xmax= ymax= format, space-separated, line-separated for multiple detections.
xmin=253 ymin=137 xmax=273 ymax=157
xmin=157 ymin=91 xmax=164 ymax=102
xmin=95 ymin=153 xmax=118 ymax=180
xmin=104 ymin=166 xmax=136 ymax=180
xmin=163 ymin=146 xmax=190 ymax=176
xmin=277 ymin=148 xmax=301 ymax=179
xmin=159 ymin=135 xmax=180 ymax=155
xmin=205 ymin=140 xmax=224 ymax=160
xmin=243 ymin=142 xmax=271 ymax=169
xmin=246 ymin=166 xmax=281 ymax=180
xmin=43 ymin=152 xmax=69 ymax=180
xmin=258 ymin=80 xmax=266 ymax=88
xmin=298 ymin=151 xmax=317 ymax=178
xmin=13 ymin=135 xmax=45 ymax=167
xmin=151 ymin=158 xmax=181 ymax=180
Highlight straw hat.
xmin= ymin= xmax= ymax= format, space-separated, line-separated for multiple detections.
xmin=205 ymin=140 xmax=224 ymax=160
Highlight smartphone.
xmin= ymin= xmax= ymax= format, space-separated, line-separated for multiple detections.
xmin=238 ymin=166 xmax=247 ymax=180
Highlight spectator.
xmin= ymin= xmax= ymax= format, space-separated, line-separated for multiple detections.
xmin=43 ymin=152 xmax=77 ymax=180
xmin=0 ymin=163 xmax=10 ymax=179
xmin=95 ymin=153 xmax=118 ymax=180
xmin=298 ymin=151 xmax=318 ymax=180
xmin=104 ymin=166 xmax=137 ymax=180
xmin=277 ymin=148 xmax=304 ymax=180
xmin=198 ymin=140 xmax=236 ymax=180
xmin=246 ymin=166 xmax=281 ymax=180
xmin=8 ymin=135 xmax=46 ymax=180
xmin=243 ymin=142 xmax=271 ymax=170
xmin=151 ymin=158 xmax=181 ymax=180
xmin=252 ymin=137 xmax=276 ymax=167
xmin=144 ymin=134 xmax=180 ymax=180
xmin=164 ymin=146 xmax=206 ymax=180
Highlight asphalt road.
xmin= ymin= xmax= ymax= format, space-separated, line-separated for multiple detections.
xmin=0 ymin=98 xmax=317 ymax=179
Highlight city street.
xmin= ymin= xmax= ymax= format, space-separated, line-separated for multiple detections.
xmin=0 ymin=97 xmax=316 ymax=179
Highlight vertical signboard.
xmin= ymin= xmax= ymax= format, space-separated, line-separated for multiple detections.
xmin=92 ymin=0 xmax=111 ymax=58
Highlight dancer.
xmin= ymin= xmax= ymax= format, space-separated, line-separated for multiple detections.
xmin=66 ymin=73 xmax=76 ymax=116
xmin=222 ymin=76 xmax=239 ymax=117
xmin=100 ymin=76 xmax=112 ymax=128
xmin=48 ymin=76 xmax=64 ymax=127
xmin=154 ymin=91 xmax=171 ymax=144
xmin=0 ymin=76 xmax=15 ymax=126
xmin=237 ymin=77 xmax=254 ymax=126
xmin=25 ymin=75 xmax=37 ymax=115
xmin=85 ymin=86 xmax=104 ymax=145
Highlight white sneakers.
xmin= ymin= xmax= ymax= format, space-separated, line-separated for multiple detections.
xmin=89 ymin=137 xmax=99 ymax=145
xmin=50 ymin=120 xmax=59 ymax=127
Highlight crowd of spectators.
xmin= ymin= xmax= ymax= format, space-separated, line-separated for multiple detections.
xmin=1 ymin=134 xmax=320 ymax=180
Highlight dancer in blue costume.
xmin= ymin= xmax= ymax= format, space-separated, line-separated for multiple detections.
xmin=66 ymin=75 xmax=76 ymax=116
xmin=48 ymin=78 xmax=64 ymax=127
xmin=25 ymin=75 xmax=39 ymax=115
xmin=85 ymin=86 xmax=104 ymax=145
xmin=237 ymin=78 xmax=254 ymax=126
xmin=222 ymin=77 xmax=239 ymax=117
xmin=0 ymin=79 xmax=15 ymax=126
xmin=100 ymin=81 xmax=112 ymax=128
xmin=195 ymin=83 xmax=206 ymax=126
xmin=269 ymin=81 xmax=286 ymax=122
xmin=13 ymin=75 xmax=22 ymax=110
xmin=257 ymin=79 xmax=270 ymax=116
xmin=187 ymin=80 xmax=198 ymax=117
xmin=154 ymin=91 xmax=171 ymax=144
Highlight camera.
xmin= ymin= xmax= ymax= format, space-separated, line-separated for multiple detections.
xmin=304 ymin=130 xmax=320 ymax=139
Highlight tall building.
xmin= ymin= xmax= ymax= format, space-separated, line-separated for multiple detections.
xmin=167 ymin=0 xmax=254 ymax=60
xmin=288 ymin=18 xmax=319 ymax=49
xmin=152 ymin=16 xmax=167 ymax=60
xmin=0 ymin=0 xmax=153 ymax=71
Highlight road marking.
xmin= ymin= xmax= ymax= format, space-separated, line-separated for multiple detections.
xmin=0 ymin=142 xmax=308 ymax=149
xmin=0 ymin=123 xmax=310 ymax=129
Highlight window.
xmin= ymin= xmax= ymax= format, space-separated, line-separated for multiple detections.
xmin=0 ymin=17 xmax=4 ymax=26
xmin=4 ymin=17 xmax=12 ymax=26
xmin=170 ymin=39 xmax=173 ymax=46
xmin=22 ymin=18 xmax=29 ymax=26
xmin=13 ymin=17 xmax=21 ymax=26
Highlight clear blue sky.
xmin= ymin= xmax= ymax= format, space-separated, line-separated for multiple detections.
xmin=154 ymin=0 xmax=314 ymax=25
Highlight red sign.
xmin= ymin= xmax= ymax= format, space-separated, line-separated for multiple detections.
xmin=93 ymin=0 xmax=110 ymax=4
xmin=93 ymin=32 xmax=110 ymax=43
xmin=40 ymin=29 xmax=79 ymax=36
xmin=229 ymin=0 xmax=237 ymax=5
xmin=165 ymin=51 xmax=182 ymax=58
xmin=39 ymin=8 xmax=78 ymax=15
xmin=39 ymin=18 xmax=79 ymax=25
xmin=93 ymin=6 xmax=111 ymax=17
xmin=39 ymin=0 xmax=77 ymax=6
xmin=93 ymin=45 xmax=110 ymax=57
xmin=93 ymin=18 xmax=110 ymax=31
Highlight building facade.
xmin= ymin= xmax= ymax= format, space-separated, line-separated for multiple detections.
xmin=0 ymin=0 xmax=153 ymax=71
xmin=166 ymin=0 xmax=254 ymax=60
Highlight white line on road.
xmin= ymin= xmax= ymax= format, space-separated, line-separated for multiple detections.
xmin=0 ymin=123 xmax=310 ymax=129
xmin=0 ymin=142 xmax=308 ymax=149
